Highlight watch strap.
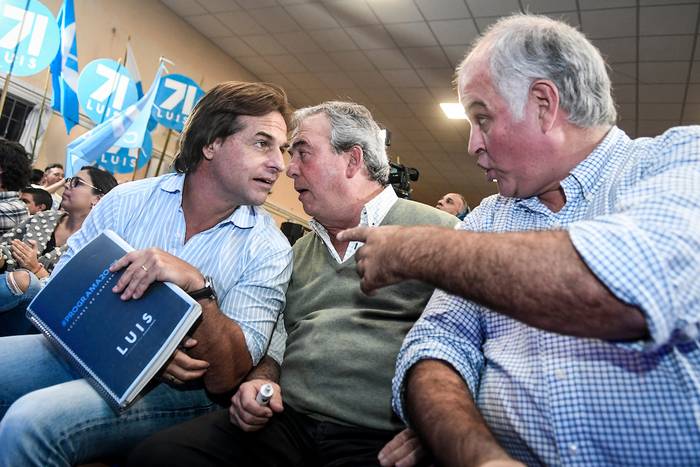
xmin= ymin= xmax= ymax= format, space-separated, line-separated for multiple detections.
xmin=188 ymin=276 xmax=216 ymax=301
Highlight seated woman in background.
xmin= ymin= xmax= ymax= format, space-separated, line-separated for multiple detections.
xmin=0 ymin=166 xmax=117 ymax=335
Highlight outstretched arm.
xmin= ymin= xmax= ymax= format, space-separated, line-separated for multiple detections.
xmin=338 ymin=226 xmax=646 ymax=341
xmin=43 ymin=178 xmax=65 ymax=194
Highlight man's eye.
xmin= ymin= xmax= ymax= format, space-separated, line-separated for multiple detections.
xmin=255 ymin=140 xmax=269 ymax=149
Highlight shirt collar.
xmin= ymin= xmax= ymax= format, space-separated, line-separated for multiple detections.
xmin=515 ymin=126 xmax=625 ymax=210
xmin=309 ymin=185 xmax=398 ymax=235
xmin=160 ymin=173 xmax=185 ymax=194
xmin=564 ymin=126 xmax=626 ymax=202
xmin=161 ymin=173 xmax=257 ymax=229
xmin=309 ymin=185 xmax=398 ymax=263
xmin=361 ymin=185 xmax=399 ymax=227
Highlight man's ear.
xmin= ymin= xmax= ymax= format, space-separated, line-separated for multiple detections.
xmin=202 ymin=140 xmax=220 ymax=161
xmin=345 ymin=145 xmax=364 ymax=178
xmin=530 ymin=80 xmax=559 ymax=132
xmin=37 ymin=203 xmax=48 ymax=212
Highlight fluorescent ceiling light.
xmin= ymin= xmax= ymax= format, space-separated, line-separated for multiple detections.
xmin=440 ymin=103 xmax=467 ymax=120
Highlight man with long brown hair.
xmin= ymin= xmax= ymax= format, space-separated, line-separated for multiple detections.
xmin=0 ymin=81 xmax=294 ymax=466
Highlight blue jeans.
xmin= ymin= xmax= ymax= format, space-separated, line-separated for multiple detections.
xmin=0 ymin=334 xmax=219 ymax=466
xmin=0 ymin=270 xmax=42 ymax=336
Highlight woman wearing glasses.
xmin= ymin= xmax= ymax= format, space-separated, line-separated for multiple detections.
xmin=0 ymin=166 xmax=117 ymax=335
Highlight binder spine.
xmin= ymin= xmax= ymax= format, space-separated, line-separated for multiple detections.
xmin=27 ymin=313 xmax=126 ymax=413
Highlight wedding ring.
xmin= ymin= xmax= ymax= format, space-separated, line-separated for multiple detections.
xmin=141 ymin=265 xmax=148 ymax=272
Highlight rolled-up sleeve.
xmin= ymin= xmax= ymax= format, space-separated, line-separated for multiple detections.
xmin=220 ymin=245 xmax=293 ymax=365
xmin=392 ymin=289 xmax=486 ymax=424
xmin=569 ymin=156 xmax=700 ymax=351
xmin=265 ymin=310 xmax=287 ymax=365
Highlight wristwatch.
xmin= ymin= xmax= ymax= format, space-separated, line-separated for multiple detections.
xmin=188 ymin=275 xmax=217 ymax=302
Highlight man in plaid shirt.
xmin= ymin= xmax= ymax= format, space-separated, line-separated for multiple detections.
xmin=341 ymin=14 xmax=700 ymax=467
xmin=0 ymin=139 xmax=30 ymax=236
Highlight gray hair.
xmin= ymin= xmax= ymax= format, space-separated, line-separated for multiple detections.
xmin=454 ymin=193 xmax=469 ymax=216
xmin=457 ymin=14 xmax=616 ymax=128
xmin=290 ymin=101 xmax=390 ymax=185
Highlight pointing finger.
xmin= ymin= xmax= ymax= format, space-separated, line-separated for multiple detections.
xmin=337 ymin=226 xmax=369 ymax=242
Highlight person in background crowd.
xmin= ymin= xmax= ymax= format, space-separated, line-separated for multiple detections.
xmin=19 ymin=187 xmax=52 ymax=215
xmin=40 ymin=163 xmax=65 ymax=209
xmin=29 ymin=168 xmax=44 ymax=186
xmin=0 ymin=139 xmax=31 ymax=236
xmin=435 ymin=192 xmax=469 ymax=220
xmin=0 ymin=166 xmax=118 ymax=336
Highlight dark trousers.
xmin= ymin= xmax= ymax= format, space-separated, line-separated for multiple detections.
xmin=127 ymin=404 xmax=399 ymax=467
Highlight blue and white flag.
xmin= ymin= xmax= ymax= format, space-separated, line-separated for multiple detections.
xmin=125 ymin=41 xmax=143 ymax=98
xmin=125 ymin=40 xmax=159 ymax=131
xmin=65 ymin=62 xmax=165 ymax=177
xmin=50 ymin=0 xmax=79 ymax=134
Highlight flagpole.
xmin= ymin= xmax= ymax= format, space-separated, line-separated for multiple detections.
xmin=127 ymin=37 xmax=145 ymax=181
xmin=130 ymin=49 xmax=163 ymax=181
xmin=0 ymin=4 xmax=31 ymax=116
xmin=124 ymin=36 xmax=130 ymax=64
xmin=130 ymin=146 xmax=142 ymax=180
xmin=147 ymin=57 xmax=178 ymax=178
xmin=30 ymin=70 xmax=53 ymax=161
xmin=0 ymin=65 xmax=16 ymax=117
xmin=98 ymin=56 xmax=122 ymax=125
xmin=0 ymin=72 xmax=13 ymax=118
xmin=143 ymin=132 xmax=159 ymax=176
xmin=154 ymin=129 xmax=174 ymax=176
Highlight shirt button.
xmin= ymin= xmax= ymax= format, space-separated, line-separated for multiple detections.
xmin=554 ymin=369 xmax=566 ymax=380
xmin=569 ymin=443 xmax=578 ymax=455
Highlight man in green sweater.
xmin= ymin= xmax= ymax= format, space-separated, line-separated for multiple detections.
xmin=128 ymin=101 xmax=457 ymax=467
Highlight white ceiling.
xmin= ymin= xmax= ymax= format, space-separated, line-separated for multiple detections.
xmin=162 ymin=0 xmax=700 ymax=208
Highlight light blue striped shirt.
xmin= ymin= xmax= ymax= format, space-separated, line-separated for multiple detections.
xmin=53 ymin=173 xmax=293 ymax=365
xmin=393 ymin=126 xmax=700 ymax=465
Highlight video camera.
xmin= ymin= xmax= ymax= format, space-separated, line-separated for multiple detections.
xmin=381 ymin=128 xmax=420 ymax=199
xmin=389 ymin=162 xmax=419 ymax=199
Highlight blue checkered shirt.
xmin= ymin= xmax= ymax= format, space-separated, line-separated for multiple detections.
xmin=393 ymin=126 xmax=700 ymax=466
xmin=53 ymin=173 xmax=293 ymax=364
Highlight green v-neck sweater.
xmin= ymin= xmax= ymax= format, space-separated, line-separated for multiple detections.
xmin=280 ymin=198 xmax=457 ymax=431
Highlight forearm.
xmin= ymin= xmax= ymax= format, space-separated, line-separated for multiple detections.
xmin=245 ymin=355 xmax=280 ymax=382
xmin=188 ymin=301 xmax=253 ymax=393
xmin=399 ymin=227 xmax=646 ymax=340
xmin=44 ymin=180 xmax=64 ymax=193
xmin=406 ymin=359 xmax=512 ymax=466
